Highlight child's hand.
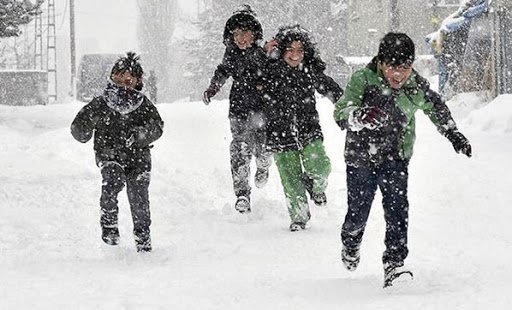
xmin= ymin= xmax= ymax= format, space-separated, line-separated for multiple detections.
xmin=126 ymin=133 xmax=136 ymax=148
xmin=348 ymin=106 xmax=389 ymax=131
xmin=203 ymin=85 xmax=219 ymax=105
xmin=263 ymin=39 xmax=278 ymax=54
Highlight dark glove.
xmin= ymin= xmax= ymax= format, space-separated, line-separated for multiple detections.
xmin=445 ymin=130 xmax=472 ymax=157
xmin=126 ymin=127 xmax=148 ymax=148
xmin=126 ymin=129 xmax=138 ymax=147
xmin=203 ymin=84 xmax=219 ymax=105
xmin=336 ymin=119 xmax=347 ymax=130
xmin=354 ymin=106 xmax=388 ymax=129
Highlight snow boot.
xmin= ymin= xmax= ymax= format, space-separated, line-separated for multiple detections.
xmin=101 ymin=227 xmax=120 ymax=246
xmin=235 ymin=196 xmax=251 ymax=213
xmin=254 ymin=168 xmax=269 ymax=188
xmin=311 ymin=192 xmax=327 ymax=206
xmin=302 ymin=175 xmax=326 ymax=206
xmin=289 ymin=222 xmax=307 ymax=232
xmin=341 ymin=246 xmax=360 ymax=271
xmin=134 ymin=233 xmax=152 ymax=253
xmin=383 ymin=261 xmax=413 ymax=288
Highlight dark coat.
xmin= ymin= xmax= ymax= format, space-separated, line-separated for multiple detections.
xmin=71 ymin=95 xmax=164 ymax=169
xmin=209 ymin=45 xmax=268 ymax=119
xmin=263 ymin=60 xmax=343 ymax=152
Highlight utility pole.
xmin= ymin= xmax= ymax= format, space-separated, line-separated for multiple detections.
xmin=70 ymin=0 xmax=76 ymax=98
xmin=47 ymin=0 xmax=57 ymax=102
xmin=390 ymin=0 xmax=399 ymax=31
xmin=34 ymin=6 xmax=43 ymax=70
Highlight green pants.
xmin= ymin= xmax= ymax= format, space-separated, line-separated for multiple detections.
xmin=274 ymin=139 xmax=331 ymax=223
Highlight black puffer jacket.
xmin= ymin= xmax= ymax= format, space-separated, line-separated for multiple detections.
xmin=263 ymin=60 xmax=343 ymax=152
xmin=210 ymin=44 xmax=268 ymax=119
xmin=208 ymin=6 xmax=267 ymax=119
xmin=71 ymin=94 xmax=164 ymax=168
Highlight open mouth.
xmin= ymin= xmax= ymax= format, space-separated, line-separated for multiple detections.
xmin=393 ymin=77 xmax=405 ymax=85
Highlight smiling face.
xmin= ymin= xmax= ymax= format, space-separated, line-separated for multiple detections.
xmin=283 ymin=40 xmax=305 ymax=68
xmin=380 ymin=62 xmax=413 ymax=89
xmin=233 ymin=28 xmax=255 ymax=50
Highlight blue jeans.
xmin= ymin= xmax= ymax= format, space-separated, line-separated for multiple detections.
xmin=341 ymin=160 xmax=409 ymax=265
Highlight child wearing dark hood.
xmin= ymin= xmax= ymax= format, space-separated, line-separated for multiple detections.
xmin=71 ymin=52 xmax=164 ymax=253
xmin=262 ymin=25 xmax=343 ymax=231
xmin=203 ymin=5 xmax=272 ymax=214
xmin=334 ymin=32 xmax=471 ymax=287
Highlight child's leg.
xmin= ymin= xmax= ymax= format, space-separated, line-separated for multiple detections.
xmin=99 ymin=162 xmax=126 ymax=230
xmin=126 ymin=163 xmax=152 ymax=251
xmin=342 ymin=165 xmax=378 ymax=251
xmin=274 ymin=150 xmax=310 ymax=224
xmin=301 ymin=139 xmax=331 ymax=194
xmin=377 ymin=160 xmax=409 ymax=265
xmin=250 ymin=111 xmax=272 ymax=171
xmin=229 ymin=117 xmax=253 ymax=199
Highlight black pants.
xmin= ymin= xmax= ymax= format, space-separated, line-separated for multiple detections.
xmin=99 ymin=161 xmax=151 ymax=242
xmin=229 ymin=112 xmax=272 ymax=198
xmin=341 ymin=160 xmax=409 ymax=265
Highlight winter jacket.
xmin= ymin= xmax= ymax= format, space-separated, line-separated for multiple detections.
xmin=334 ymin=57 xmax=459 ymax=167
xmin=263 ymin=60 xmax=343 ymax=152
xmin=209 ymin=44 xmax=268 ymax=119
xmin=71 ymin=94 xmax=164 ymax=168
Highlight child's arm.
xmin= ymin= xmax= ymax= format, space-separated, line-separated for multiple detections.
xmin=416 ymin=75 xmax=472 ymax=157
xmin=127 ymin=102 xmax=164 ymax=148
xmin=333 ymin=70 xmax=367 ymax=130
xmin=70 ymin=99 xmax=101 ymax=143
xmin=314 ymin=71 xmax=343 ymax=103
xmin=203 ymin=50 xmax=233 ymax=104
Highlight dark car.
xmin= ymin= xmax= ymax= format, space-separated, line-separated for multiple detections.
xmin=76 ymin=53 xmax=119 ymax=102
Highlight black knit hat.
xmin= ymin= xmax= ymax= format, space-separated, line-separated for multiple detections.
xmin=111 ymin=52 xmax=144 ymax=79
xmin=223 ymin=4 xmax=263 ymax=46
xmin=377 ymin=32 xmax=415 ymax=66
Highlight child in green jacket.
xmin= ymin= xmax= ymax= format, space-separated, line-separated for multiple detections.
xmin=334 ymin=32 xmax=471 ymax=287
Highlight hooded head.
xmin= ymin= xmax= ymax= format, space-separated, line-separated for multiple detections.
xmin=223 ymin=5 xmax=263 ymax=47
xmin=377 ymin=32 xmax=415 ymax=67
xmin=110 ymin=52 xmax=144 ymax=90
xmin=274 ymin=24 xmax=326 ymax=71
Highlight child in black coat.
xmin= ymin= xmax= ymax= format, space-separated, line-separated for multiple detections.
xmin=262 ymin=25 xmax=343 ymax=231
xmin=203 ymin=5 xmax=272 ymax=213
xmin=71 ymin=52 xmax=164 ymax=252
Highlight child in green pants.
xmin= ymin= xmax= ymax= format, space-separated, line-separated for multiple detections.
xmin=262 ymin=25 xmax=343 ymax=231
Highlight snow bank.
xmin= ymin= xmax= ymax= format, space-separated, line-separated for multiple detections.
xmin=1 ymin=94 xmax=511 ymax=309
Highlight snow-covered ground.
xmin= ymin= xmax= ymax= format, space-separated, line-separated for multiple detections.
xmin=1 ymin=94 xmax=511 ymax=309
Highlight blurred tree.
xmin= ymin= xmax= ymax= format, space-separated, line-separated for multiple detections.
xmin=0 ymin=0 xmax=44 ymax=38
xmin=136 ymin=0 xmax=177 ymax=101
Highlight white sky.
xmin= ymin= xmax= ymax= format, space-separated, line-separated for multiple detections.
xmin=73 ymin=0 xmax=139 ymax=56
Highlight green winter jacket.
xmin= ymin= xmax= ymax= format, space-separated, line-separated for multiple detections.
xmin=334 ymin=57 xmax=459 ymax=167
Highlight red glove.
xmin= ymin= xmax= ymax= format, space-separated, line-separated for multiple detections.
xmin=355 ymin=106 xmax=388 ymax=129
